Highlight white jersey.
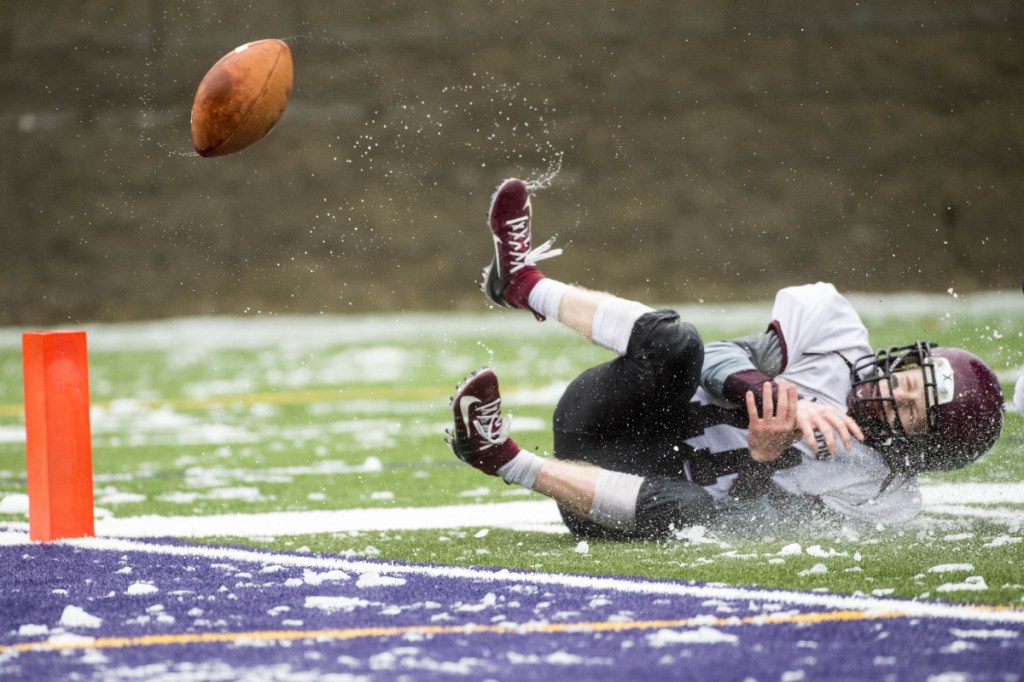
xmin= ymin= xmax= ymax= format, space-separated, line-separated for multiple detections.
xmin=687 ymin=282 xmax=922 ymax=525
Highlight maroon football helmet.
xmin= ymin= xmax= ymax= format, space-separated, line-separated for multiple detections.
xmin=847 ymin=341 xmax=1004 ymax=474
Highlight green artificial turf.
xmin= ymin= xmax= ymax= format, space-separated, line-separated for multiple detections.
xmin=1 ymin=295 xmax=1021 ymax=607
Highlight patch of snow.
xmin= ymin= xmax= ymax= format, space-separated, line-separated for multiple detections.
xmin=302 ymin=568 xmax=350 ymax=585
xmin=941 ymin=640 xmax=977 ymax=654
xmin=59 ymin=605 xmax=102 ymax=629
xmin=45 ymin=633 xmax=96 ymax=647
xmin=647 ymin=626 xmax=739 ymax=646
xmin=356 ymin=572 xmax=407 ymax=588
xmin=95 ymin=491 xmax=146 ymax=505
xmin=125 ymin=582 xmax=158 ymax=596
xmin=455 ymin=593 xmax=498 ymax=613
xmin=936 ymin=576 xmax=988 ymax=593
xmin=0 ymin=494 xmax=29 ymax=514
xmin=798 ymin=564 xmax=828 ymax=577
xmin=805 ymin=545 xmax=847 ymax=558
xmin=458 ymin=487 xmax=493 ymax=498
xmin=983 ymin=535 xmax=1022 ymax=548
xmin=304 ymin=596 xmax=372 ymax=613
xmin=17 ymin=624 xmax=48 ymax=637
xmin=928 ymin=564 xmax=974 ymax=573
xmin=948 ymin=628 xmax=1018 ymax=640
xmin=206 ymin=487 xmax=265 ymax=501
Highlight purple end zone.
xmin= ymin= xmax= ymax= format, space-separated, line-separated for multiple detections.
xmin=1 ymin=531 xmax=1022 ymax=680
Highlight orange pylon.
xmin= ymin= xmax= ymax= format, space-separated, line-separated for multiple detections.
xmin=22 ymin=331 xmax=95 ymax=541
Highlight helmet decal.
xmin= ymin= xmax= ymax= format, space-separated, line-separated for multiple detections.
xmin=932 ymin=356 xmax=955 ymax=406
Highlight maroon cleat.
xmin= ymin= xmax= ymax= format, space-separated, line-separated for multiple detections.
xmin=481 ymin=178 xmax=561 ymax=321
xmin=445 ymin=368 xmax=521 ymax=476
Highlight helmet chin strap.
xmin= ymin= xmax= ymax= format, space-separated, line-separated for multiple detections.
xmin=875 ymin=467 xmax=909 ymax=497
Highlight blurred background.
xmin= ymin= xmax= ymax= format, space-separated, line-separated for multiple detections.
xmin=2 ymin=1 xmax=1022 ymax=325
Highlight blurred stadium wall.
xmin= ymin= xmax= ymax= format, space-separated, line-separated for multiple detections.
xmin=1 ymin=1 xmax=1022 ymax=324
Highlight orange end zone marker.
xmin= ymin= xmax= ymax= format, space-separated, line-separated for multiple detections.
xmin=22 ymin=331 xmax=95 ymax=542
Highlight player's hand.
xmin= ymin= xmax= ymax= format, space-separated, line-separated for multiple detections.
xmin=794 ymin=398 xmax=864 ymax=457
xmin=746 ymin=379 xmax=800 ymax=462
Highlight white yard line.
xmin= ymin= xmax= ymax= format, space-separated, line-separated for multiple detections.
xmin=91 ymin=499 xmax=567 ymax=537
xmin=919 ymin=482 xmax=1024 ymax=523
xmin=0 ymin=500 xmax=568 ymax=538
xmin=1 ymin=481 xmax=1022 ymax=539
xmin=921 ymin=482 xmax=1024 ymax=505
xmin=1 ymin=528 xmax=1022 ymax=625
xmin=925 ymin=505 xmax=1024 ymax=522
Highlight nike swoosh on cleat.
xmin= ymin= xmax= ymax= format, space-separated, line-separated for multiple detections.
xmin=459 ymin=396 xmax=481 ymax=434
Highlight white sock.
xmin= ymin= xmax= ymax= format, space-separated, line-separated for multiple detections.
xmin=589 ymin=470 xmax=644 ymax=531
xmin=591 ymin=297 xmax=653 ymax=355
xmin=527 ymin=279 xmax=569 ymax=321
xmin=497 ymin=449 xmax=545 ymax=490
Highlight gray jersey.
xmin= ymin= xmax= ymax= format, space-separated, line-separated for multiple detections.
xmin=688 ymin=282 xmax=922 ymax=525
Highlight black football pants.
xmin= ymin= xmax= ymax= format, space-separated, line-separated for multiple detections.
xmin=552 ymin=310 xmax=716 ymax=539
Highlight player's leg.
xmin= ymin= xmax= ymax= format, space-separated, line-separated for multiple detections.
xmin=472 ymin=179 xmax=714 ymax=538
xmin=445 ymin=324 xmax=714 ymax=540
xmin=551 ymin=309 xmax=715 ymax=539
xmin=482 ymin=178 xmax=651 ymax=352
xmin=445 ymin=367 xmax=602 ymax=519
xmin=445 ymin=368 xmax=710 ymax=540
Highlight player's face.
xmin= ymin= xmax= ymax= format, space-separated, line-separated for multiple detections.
xmin=877 ymin=368 xmax=928 ymax=433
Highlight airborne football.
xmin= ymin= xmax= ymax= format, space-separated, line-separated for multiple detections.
xmin=190 ymin=39 xmax=293 ymax=157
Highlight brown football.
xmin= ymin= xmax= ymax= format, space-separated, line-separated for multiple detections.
xmin=190 ymin=39 xmax=293 ymax=157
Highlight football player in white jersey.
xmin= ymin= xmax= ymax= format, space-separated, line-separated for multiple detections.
xmin=447 ymin=179 xmax=1005 ymax=539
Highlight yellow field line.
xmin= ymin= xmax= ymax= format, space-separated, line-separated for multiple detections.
xmin=0 ymin=385 xmax=450 ymax=418
xmin=0 ymin=609 xmax=908 ymax=655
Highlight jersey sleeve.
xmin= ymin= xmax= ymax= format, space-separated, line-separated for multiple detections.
xmin=701 ymin=332 xmax=784 ymax=410
xmin=701 ymin=340 xmax=766 ymax=402
xmin=770 ymin=282 xmax=870 ymax=367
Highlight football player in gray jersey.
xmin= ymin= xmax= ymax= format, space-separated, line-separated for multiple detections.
xmin=447 ymin=179 xmax=1004 ymax=540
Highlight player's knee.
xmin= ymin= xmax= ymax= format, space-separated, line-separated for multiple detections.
xmin=558 ymin=476 xmax=714 ymax=542
xmin=630 ymin=311 xmax=704 ymax=392
xmin=632 ymin=477 xmax=715 ymax=539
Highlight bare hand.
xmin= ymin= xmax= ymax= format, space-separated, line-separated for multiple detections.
xmin=794 ymin=398 xmax=864 ymax=457
xmin=746 ymin=379 xmax=800 ymax=462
